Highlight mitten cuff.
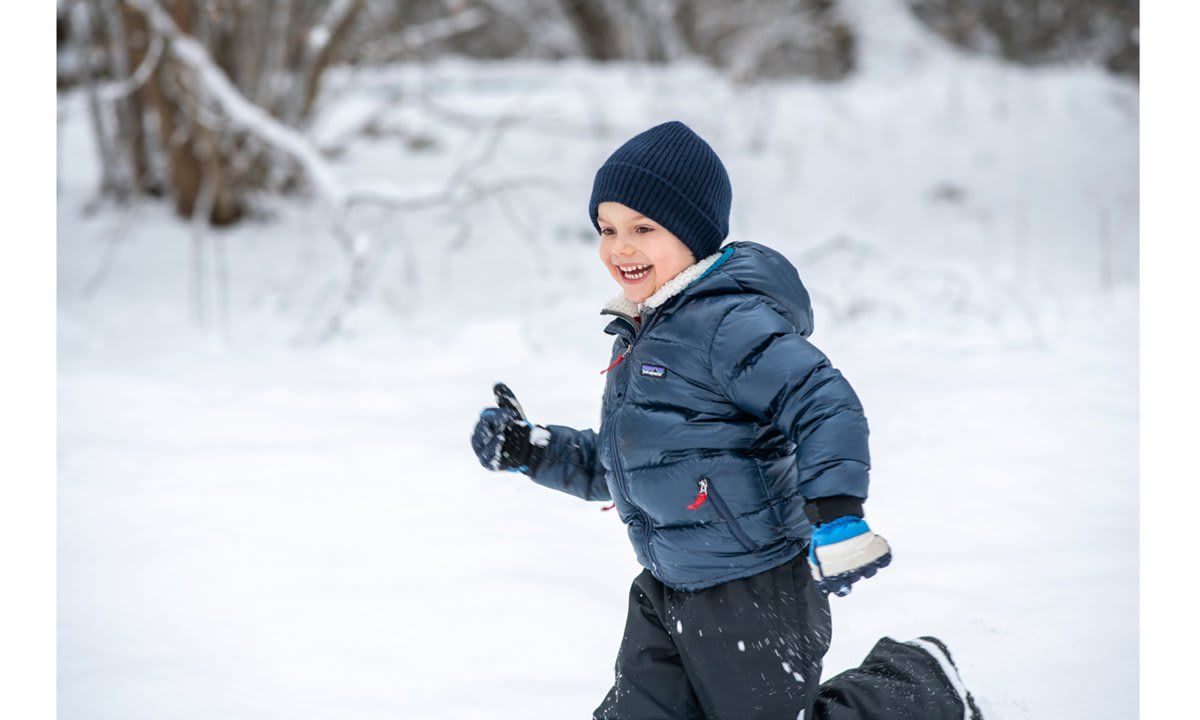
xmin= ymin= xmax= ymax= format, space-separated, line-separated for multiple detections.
xmin=804 ymin=495 xmax=865 ymax=526
xmin=521 ymin=425 xmax=552 ymax=477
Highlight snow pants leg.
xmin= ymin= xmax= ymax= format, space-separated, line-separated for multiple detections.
xmin=592 ymin=546 xmax=977 ymax=720
xmin=812 ymin=637 xmax=976 ymax=719
xmin=592 ymin=548 xmax=831 ymax=720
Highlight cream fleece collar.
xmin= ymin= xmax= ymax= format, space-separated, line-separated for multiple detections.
xmin=601 ymin=249 xmax=727 ymax=318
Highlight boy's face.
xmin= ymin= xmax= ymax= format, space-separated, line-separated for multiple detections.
xmin=597 ymin=201 xmax=698 ymax=305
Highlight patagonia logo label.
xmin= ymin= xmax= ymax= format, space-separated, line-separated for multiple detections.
xmin=640 ymin=363 xmax=667 ymax=378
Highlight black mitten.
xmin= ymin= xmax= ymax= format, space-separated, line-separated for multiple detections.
xmin=469 ymin=383 xmax=550 ymax=475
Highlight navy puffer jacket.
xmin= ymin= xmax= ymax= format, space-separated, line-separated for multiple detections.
xmin=529 ymin=240 xmax=871 ymax=591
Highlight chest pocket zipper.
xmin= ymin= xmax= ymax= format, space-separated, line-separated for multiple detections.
xmin=690 ymin=476 xmax=757 ymax=552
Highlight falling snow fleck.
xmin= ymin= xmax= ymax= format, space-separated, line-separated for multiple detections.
xmin=738 ymin=641 xmax=746 ymax=652
xmin=677 ymin=620 xmax=683 ymax=633
xmin=781 ymin=662 xmax=791 ymax=673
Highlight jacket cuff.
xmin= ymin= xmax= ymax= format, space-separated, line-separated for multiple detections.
xmin=803 ymin=495 xmax=865 ymax=526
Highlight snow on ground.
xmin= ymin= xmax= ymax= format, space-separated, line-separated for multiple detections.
xmin=58 ymin=19 xmax=1137 ymax=720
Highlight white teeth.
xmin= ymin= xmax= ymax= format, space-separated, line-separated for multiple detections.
xmin=616 ymin=262 xmax=652 ymax=281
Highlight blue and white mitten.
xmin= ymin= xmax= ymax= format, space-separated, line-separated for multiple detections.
xmin=808 ymin=515 xmax=893 ymax=597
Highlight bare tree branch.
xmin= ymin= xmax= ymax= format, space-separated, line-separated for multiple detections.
xmin=283 ymin=0 xmax=363 ymax=125
xmin=75 ymin=0 xmax=122 ymax=197
xmin=355 ymin=6 xmax=489 ymax=62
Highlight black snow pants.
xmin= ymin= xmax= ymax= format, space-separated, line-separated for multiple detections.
xmin=592 ymin=545 xmax=969 ymax=720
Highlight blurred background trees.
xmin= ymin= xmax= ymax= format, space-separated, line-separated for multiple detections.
xmin=58 ymin=0 xmax=1138 ymax=228
xmin=909 ymin=0 xmax=1138 ymax=76
xmin=59 ymin=0 xmax=369 ymax=224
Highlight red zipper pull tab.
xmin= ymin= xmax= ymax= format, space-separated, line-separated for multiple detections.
xmin=686 ymin=478 xmax=709 ymax=510
xmin=600 ymin=343 xmax=632 ymax=375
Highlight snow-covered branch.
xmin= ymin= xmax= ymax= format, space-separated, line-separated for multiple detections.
xmin=125 ymin=0 xmax=557 ymax=338
xmin=130 ymin=0 xmax=344 ymax=205
xmin=127 ymin=0 xmax=462 ymax=218
xmin=96 ymin=30 xmax=164 ymax=102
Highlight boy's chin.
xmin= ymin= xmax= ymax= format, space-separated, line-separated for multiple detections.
xmin=622 ymin=288 xmax=653 ymax=304
xmin=612 ymin=272 xmax=657 ymax=304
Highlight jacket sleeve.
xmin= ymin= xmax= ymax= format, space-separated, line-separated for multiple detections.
xmin=708 ymin=299 xmax=870 ymax=502
xmin=525 ymin=424 xmax=612 ymax=502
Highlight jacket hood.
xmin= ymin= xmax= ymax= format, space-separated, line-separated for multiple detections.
xmin=601 ymin=240 xmax=814 ymax=337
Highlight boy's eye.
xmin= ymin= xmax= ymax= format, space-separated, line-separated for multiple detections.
xmin=598 ymin=226 xmax=653 ymax=236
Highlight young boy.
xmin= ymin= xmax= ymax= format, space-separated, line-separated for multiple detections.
xmin=472 ymin=120 xmax=983 ymax=719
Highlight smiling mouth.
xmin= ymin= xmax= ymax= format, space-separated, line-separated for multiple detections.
xmin=616 ymin=263 xmax=654 ymax=281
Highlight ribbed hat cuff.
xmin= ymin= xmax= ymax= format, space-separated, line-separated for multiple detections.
xmin=590 ymin=162 xmax=723 ymax=260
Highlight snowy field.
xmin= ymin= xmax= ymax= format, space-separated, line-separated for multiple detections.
xmin=58 ymin=10 xmax=1137 ymax=720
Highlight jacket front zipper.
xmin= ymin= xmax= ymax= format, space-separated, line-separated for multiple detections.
xmin=608 ymin=410 xmax=656 ymax=570
xmin=601 ymin=309 xmax=657 ymax=570
xmin=700 ymin=476 xmax=757 ymax=552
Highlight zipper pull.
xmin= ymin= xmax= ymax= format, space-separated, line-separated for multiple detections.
xmin=600 ymin=342 xmax=632 ymax=375
xmin=686 ymin=478 xmax=709 ymax=510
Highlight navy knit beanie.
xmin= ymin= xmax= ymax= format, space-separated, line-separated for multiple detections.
xmin=589 ymin=120 xmax=733 ymax=261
